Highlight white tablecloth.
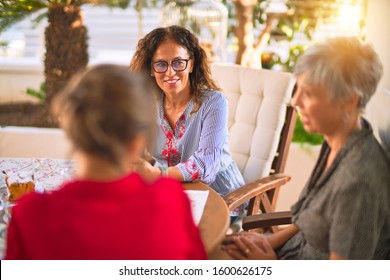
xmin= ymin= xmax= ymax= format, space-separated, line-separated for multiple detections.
xmin=0 ymin=158 xmax=76 ymax=259
xmin=0 ymin=158 xmax=75 ymax=191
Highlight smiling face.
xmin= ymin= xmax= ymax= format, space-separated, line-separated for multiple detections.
xmin=291 ymin=73 xmax=347 ymax=138
xmin=151 ymin=39 xmax=193 ymax=98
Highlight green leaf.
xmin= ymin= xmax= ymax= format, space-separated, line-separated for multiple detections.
xmin=0 ymin=0 xmax=47 ymax=32
xmin=26 ymin=82 xmax=46 ymax=101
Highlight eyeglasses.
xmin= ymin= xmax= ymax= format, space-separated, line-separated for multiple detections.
xmin=151 ymin=58 xmax=191 ymax=73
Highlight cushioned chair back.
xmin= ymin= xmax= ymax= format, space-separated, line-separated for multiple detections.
xmin=211 ymin=63 xmax=296 ymax=183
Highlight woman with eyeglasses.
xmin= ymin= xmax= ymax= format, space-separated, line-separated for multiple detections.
xmin=5 ymin=65 xmax=207 ymax=260
xmin=130 ymin=25 xmax=245 ymax=221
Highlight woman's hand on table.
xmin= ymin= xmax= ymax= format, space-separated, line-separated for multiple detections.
xmin=133 ymin=158 xmax=160 ymax=182
xmin=222 ymin=232 xmax=277 ymax=260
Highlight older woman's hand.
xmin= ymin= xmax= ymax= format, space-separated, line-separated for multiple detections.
xmin=222 ymin=233 xmax=277 ymax=260
xmin=223 ymin=231 xmax=263 ymax=248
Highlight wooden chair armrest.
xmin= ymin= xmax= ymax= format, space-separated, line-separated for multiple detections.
xmin=242 ymin=211 xmax=292 ymax=231
xmin=222 ymin=174 xmax=291 ymax=211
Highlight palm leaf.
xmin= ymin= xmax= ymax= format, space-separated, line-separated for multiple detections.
xmin=101 ymin=0 xmax=131 ymax=9
xmin=0 ymin=0 xmax=47 ymax=32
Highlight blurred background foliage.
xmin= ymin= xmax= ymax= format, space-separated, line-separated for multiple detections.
xmin=2 ymin=0 xmax=365 ymax=144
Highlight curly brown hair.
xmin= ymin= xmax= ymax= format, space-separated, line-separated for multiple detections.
xmin=129 ymin=25 xmax=220 ymax=112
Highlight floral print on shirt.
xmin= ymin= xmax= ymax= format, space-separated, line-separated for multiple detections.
xmin=154 ymin=91 xmax=244 ymax=195
xmin=160 ymin=114 xmax=186 ymax=167
xmin=184 ymin=159 xmax=199 ymax=180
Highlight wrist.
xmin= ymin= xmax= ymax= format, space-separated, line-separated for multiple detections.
xmin=157 ymin=165 xmax=168 ymax=177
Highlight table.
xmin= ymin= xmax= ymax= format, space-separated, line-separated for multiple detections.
xmin=184 ymin=181 xmax=230 ymax=255
xmin=0 ymin=158 xmax=229 ymax=258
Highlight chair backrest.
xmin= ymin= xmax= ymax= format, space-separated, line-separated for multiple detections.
xmin=210 ymin=63 xmax=296 ymax=183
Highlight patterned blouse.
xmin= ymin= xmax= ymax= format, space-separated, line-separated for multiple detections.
xmin=152 ymin=90 xmax=245 ymax=197
xmin=277 ymin=118 xmax=390 ymax=259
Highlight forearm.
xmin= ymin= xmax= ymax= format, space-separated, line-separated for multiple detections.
xmin=166 ymin=166 xmax=184 ymax=181
xmin=267 ymin=224 xmax=299 ymax=250
xmin=140 ymin=165 xmax=184 ymax=182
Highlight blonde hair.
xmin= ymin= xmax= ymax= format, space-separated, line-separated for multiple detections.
xmin=52 ymin=64 xmax=156 ymax=167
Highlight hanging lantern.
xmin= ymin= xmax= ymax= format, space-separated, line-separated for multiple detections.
xmin=160 ymin=0 xmax=228 ymax=62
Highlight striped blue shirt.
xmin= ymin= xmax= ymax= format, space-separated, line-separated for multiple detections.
xmin=152 ymin=90 xmax=245 ymax=196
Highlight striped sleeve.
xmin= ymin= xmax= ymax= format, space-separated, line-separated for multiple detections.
xmin=176 ymin=93 xmax=227 ymax=184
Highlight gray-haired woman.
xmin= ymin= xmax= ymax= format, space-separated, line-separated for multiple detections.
xmin=223 ymin=36 xmax=390 ymax=260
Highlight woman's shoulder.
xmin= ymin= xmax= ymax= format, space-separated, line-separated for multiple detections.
xmin=352 ymin=133 xmax=390 ymax=174
xmin=336 ymin=134 xmax=390 ymax=198
xmin=11 ymin=191 xmax=51 ymax=218
xmin=12 ymin=178 xmax=107 ymax=214
xmin=203 ymin=89 xmax=225 ymax=100
xmin=144 ymin=178 xmax=191 ymax=217
xmin=200 ymin=89 xmax=227 ymax=108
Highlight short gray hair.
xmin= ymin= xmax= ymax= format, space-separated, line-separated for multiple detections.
xmin=294 ymin=37 xmax=383 ymax=112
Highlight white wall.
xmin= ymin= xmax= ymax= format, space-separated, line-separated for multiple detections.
xmin=0 ymin=60 xmax=43 ymax=103
xmin=0 ymin=126 xmax=71 ymax=159
xmin=365 ymin=0 xmax=390 ymax=138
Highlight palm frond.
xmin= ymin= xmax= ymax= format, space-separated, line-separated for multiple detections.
xmin=32 ymin=9 xmax=48 ymax=24
xmin=0 ymin=0 xmax=48 ymax=32
xmin=85 ymin=0 xmax=132 ymax=9
xmin=0 ymin=0 xmax=47 ymax=14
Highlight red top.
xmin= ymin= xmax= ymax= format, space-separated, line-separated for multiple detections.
xmin=5 ymin=173 xmax=207 ymax=260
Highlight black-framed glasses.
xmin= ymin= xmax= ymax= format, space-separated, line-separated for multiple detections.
xmin=151 ymin=58 xmax=191 ymax=73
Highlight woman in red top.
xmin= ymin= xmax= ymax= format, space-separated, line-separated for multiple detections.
xmin=5 ymin=64 xmax=206 ymax=260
